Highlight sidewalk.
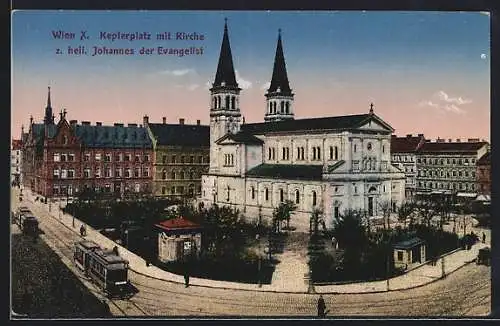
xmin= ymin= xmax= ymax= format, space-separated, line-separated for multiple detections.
xmin=19 ymin=188 xmax=489 ymax=295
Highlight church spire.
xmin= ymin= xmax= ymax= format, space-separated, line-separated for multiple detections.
xmin=211 ymin=18 xmax=239 ymax=90
xmin=267 ymin=29 xmax=292 ymax=96
xmin=264 ymin=29 xmax=294 ymax=122
xmin=44 ymin=86 xmax=55 ymax=125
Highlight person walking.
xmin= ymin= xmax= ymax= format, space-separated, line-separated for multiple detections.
xmin=184 ymin=269 xmax=190 ymax=288
xmin=80 ymin=224 xmax=86 ymax=237
xmin=317 ymin=294 xmax=326 ymax=318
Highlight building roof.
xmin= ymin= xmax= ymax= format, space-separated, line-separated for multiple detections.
xmin=266 ymin=30 xmax=292 ymax=96
xmin=12 ymin=139 xmax=22 ymax=150
xmin=72 ymin=124 xmax=152 ymax=148
xmin=418 ymin=141 xmax=488 ymax=154
xmin=211 ymin=20 xmax=239 ymax=90
xmin=216 ymin=131 xmax=264 ymax=145
xmin=393 ymin=237 xmax=425 ymax=250
xmin=241 ymin=113 xmax=383 ymax=134
xmin=477 ymin=151 xmax=490 ymax=165
xmin=148 ymin=123 xmax=210 ymax=147
xmin=155 ymin=217 xmax=202 ymax=231
xmin=391 ymin=135 xmax=425 ymax=153
xmin=246 ymin=164 xmax=323 ymax=181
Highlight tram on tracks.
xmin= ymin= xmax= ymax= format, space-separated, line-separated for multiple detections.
xmin=74 ymin=240 xmax=131 ymax=298
xmin=14 ymin=206 xmax=39 ymax=236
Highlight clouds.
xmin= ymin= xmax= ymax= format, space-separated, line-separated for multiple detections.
xmin=235 ymin=70 xmax=252 ymax=89
xmin=159 ymin=68 xmax=196 ymax=76
xmin=419 ymin=90 xmax=472 ymax=115
xmin=260 ymin=81 xmax=270 ymax=90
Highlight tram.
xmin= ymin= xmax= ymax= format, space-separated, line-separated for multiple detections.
xmin=15 ymin=206 xmax=39 ymax=236
xmin=74 ymin=240 xmax=131 ymax=298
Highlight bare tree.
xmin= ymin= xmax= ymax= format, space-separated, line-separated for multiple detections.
xmin=397 ymin=201 xmax=416 ymax=229
xmin=416 ymin=199 xmax=438 ymax=228
xmin=377 ymin=200 xmax=392 ymax=230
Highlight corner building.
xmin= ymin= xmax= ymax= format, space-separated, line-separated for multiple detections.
xmin=201 ymin=21 xmax=406 ymax=231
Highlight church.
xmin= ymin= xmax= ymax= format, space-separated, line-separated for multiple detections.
xmin=201 ymin=20 xmax=406 ymax=231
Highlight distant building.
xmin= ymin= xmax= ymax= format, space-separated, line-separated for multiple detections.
xmin=476 ymin=151 xmax=490 ymax=196
xmin=11 ymin=139 xmax=22 ymax=185
xmin=22 ymin=87 xmax=154 ymax=198
xmin=390 ymin=134 xmax=426 ymax=199
xmin=145 ymin=116 xmax=210 ymax=199
xmin=415 ymin=138 xmax=489 ymax=201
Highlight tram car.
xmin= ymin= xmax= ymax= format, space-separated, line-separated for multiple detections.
xmin=74 ymin=240 xmax=131 ymax=298
xmin=15 ymin=207 xmax=39 ymax=236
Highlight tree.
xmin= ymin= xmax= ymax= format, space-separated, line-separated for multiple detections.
xmin=272 ymin=200 xmax=297 ymax=232
xmin=377 ymin=200 xmax=392 ymax=230
xmin=435 ymin=195 xmax=453 ymax=230
xmin=416 ymin=199 xmax=438 ymax=228
xmin=310 ymin=208 xmax=324 ymax=235
xmin=397 ymin=201 xmax=416 ymax=229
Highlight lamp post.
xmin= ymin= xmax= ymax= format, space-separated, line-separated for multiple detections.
xmin=441 ymin=254 xmax=446 ymax=279
xmin=256 ymin=233 xmax=262 ymax=287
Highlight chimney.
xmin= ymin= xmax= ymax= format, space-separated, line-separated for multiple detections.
xmin=96 ymin=122 xmax=102 ymax=126
xmin=81 ymin=121 xmax=90 ymax=125
xmin=456 ymin=139 xmax=461 ymax=142
xmin=179 ymin=118 xmax=185 ymax=125
xmin=69 ymin=120 xmax=77 ymax=125
xmin=418 ymin=134 xmax=424 ymax=137
xmin=406 ymin=134 xmax=412 ymax=138
xmin=448 ymin=139 xmax=452 ymax=143
xmin=114 ymin=123 xmax=124 ymax=127
xmin=143 ymin=115 xmax=149 ymax=127
xmin=196 ymin=119 xmax=201 ymax=126
xmin=128 ymin=123 xmax=137 ymax=127
xmin=162 ymin=117 xmax=166 ymax=124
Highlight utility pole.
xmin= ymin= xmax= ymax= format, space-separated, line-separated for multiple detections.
xmin=386 ymin=249 xmax=390 ymax=291
xmin=441 ymin=255 xmax=446 ymax=279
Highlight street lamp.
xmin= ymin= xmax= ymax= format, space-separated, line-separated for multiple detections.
xmin=256 ymin=233 xmax=262 ymax=287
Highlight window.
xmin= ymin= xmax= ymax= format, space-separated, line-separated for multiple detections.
xmin=295 ymin=190 xmax=300 ymax=204
xmin=134 ymin=168 xmax=140 ymax=178
xmin=180 ymin=171 xmax=184 ymax=180
xmin=198 ymin=156 xmax=203 ymax=164
xmin=172 ymin=155 xmax=176 ymax=163
xmin=268 ymin=148 xmax=272 ymax=160
xmin=190 ymin=156 xmax=194 ymax=164
xmin=301 ymin=147 xmax=305 ymax=160
xmin=135 ymin=155 xmax=140 ymax=163
xmin=53 ymin=169 xmax=60 ymax=179
xmin=458 ymin=171 xmax=462 ymax=177
xmin=452 ymin=159 xmax=456 ymax=164
xmin=105 ymin=167 xmax=112 ymax=178
xmin=115 ymin=153 xmax=122 ymax=162
xmin=61 ymin=154 xmax=67 ymax=162
xmin=317 ymin=147 xmax=321 ymax=160
xmin=162 ymin=170 xmax=167 ymax=180
xmin=63 ymin=135 xmax=68 ymax=145
xmin=329 ymin=146 xmax=333 ymax=160
xmin=84 ymin=153 xmax=90 ymax=162
xmin=125 ymin=154 xmax=131 ymax=162
xmin=458 ymin=159 xmax=463 ymax=165
xmin=189 ymin=172 xmax=194 ymax=180
xmin=335 ymin=146 xmax=338 ymax=160
xmin=115 ymin=168 xmax=122 ymax=178
xmin=162 ymin=155 xmax=167 ymax=164
xmin=265 ymin=188 xmax=269 ymax=201
xmin=125 ymin=168 xmax=131 ymax=178
xmin=105 ymin=154 xmax=111 ymax=162
xmin=162 ymin=187 xmax=166 ymax=195
xmin=95 ymin=167 xmax=101 ymax=178
xmin=312 ymin=147 xmax=316 ymax=160
xmin=84 ymin=168 xmax=91 ymax=178
xmin=171 ymin=186 xmax=176 ymax=194
xmin=397 ymin=251 xmax=403 ymax=261
xmin=68 ymin=154 xmax=75 ymax=162
xmin=465 ymin=171 xmax=469 ymax=177
xmin=367 ymin=143 xmax=372 ymax=151
xmin=144 ymin=154 xmax=150 ymax=162
xmin=279 ymin=189 xmax=284 ymax=202
xmin=382 ymin=145 xmax=385 ymax=153
xmin=312 ymin=191 xmax=317 ymax=206
xmin=354 ymin=144 xmax=357 ymax=152
xmin=143 ymin=168 xmax=149 ymax=177
xmin=95 ymin=153 xmax=101 ymax=161
xmin=334 ymin=207 xmax=340 ymax=219
xmin=181 ymin=156 xmax=185 ymax=163
xmin=171 ymin=172 xmax=176 ymax=180
xmin=453 ymin=171 xmax=457 ymax=177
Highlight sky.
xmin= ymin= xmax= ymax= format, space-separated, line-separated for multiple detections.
xmin=11 ymin=10 xmax=490 ymax=141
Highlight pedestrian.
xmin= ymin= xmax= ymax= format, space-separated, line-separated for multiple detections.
xmin=317 ymin=294 xmax=326 ymax=318
xmin=112 ymin=246 xmax=119 ymax=256
xmin=80 ymin=224 xmax=86 ymax=237
xmin=184 ymin=270 xmax=190 ymax=288
xmin=482 ymin=232 xmax=486 ymax=244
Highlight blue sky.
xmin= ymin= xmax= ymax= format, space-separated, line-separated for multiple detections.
xmin=11 ymin=10 xmax=490 ymax=141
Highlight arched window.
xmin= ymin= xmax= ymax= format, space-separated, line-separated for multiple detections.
xmin=312 ymin=147 xmax=316 ymax=160
xmin=162 ymin=169 xmax=167 ymax=180
xmin=279 ymin=189 xmax=284 ymax=202
xmin=329 ymin=146 xmax=333 ymax=160
xmin=335 ymin=146 xmax=338 ymax=160
xmin=312 ymin=191 xmax=317 ymax=206
xmin=171 ymin=171 xmax=176 ymax=180
xmin=225 ymin=96 xmax=230 ymax=109
xmin=251 ymin=186 xmax=255 ymax=199
xmin=265 ymin=188 xmax=269 ymax=201
xmin=280 ymin=101 xmax=285 ymax=113
xmin=295 ymin=190 xmax=300 ymax=204
xmin=285 ymin=102 xmax=290 ymax=114
xmin=212 ymin=97 xmax=216 ymax=109
xmin=231 ymin=96 xmax=236 ymax=110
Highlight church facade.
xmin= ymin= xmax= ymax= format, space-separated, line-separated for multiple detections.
xmin=201 ymin=21 xmax=406 ymax=231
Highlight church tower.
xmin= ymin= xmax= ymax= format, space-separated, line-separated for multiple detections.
xmin=43 ymin=86 xmax=55 ymax=125
xmin=209 ymin=19 xmax=242 ymax=170
xmin=264 ymin=29 xmax=294 ymax=122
